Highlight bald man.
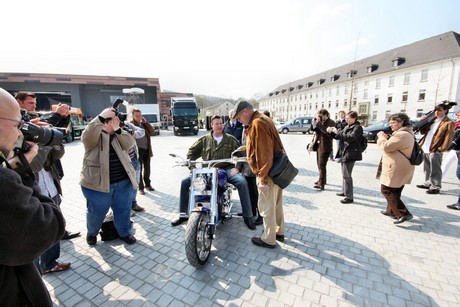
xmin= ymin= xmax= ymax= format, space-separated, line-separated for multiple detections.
xmin=0 ymin=88 xmax=66 ymax=306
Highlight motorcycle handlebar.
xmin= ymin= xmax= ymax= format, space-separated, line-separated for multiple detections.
xmin=170 ymin=154 xmax=246 ymax=168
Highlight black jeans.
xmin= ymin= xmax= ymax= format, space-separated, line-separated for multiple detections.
xmin=138 ymin=148 xmax=151 ymax=190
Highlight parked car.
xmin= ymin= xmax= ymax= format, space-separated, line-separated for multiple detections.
xmin=277 ymin=116 xmax=313 ymax=134
xmin=362 ymin=120 xmax=392 ymax=142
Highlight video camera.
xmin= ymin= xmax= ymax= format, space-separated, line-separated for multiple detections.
xmin=413 ymin=100 xmax=457 ymax=133
xmin=112 ymin=98 xmax=128 ymax=122
xmin=18 ymin=109 xmax=64 ymax=151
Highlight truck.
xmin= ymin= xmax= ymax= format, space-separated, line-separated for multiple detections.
xmin=129 ymin=104 xmax=161 ymax=136
xmin=170 ymin=97 xmax=199 ymax=136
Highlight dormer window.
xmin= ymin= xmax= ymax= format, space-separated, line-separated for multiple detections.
xmin=367 ymin=64 xmax=378 ymax=73
xmin=281 ymin=89 xmax=287 ymax=94
xmin=347 ymin=70 xmax=357 ymax=78
xmin=269 ymin=93 xmax=273 ymax=97
xmin=307 ymin=82 xmax=314 ymax=88
xmin=392 ymin=57 xmax=405 ymax=67
xmin=289 ymin=87 xmax=294 ymax=92
xmin=297 ymin=85 xmax=303 ymax=90
xmin=330 ymin=75 xmax=340 ymax=82
xmin=317 ymin=78 xmax=325 ymax=85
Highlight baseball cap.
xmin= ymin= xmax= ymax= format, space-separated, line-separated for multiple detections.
xmin=233 ymin=100 xmax=251 ymax=117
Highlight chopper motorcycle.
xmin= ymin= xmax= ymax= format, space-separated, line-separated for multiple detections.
xmin=170 ymin=154 xmax=246 ymax=267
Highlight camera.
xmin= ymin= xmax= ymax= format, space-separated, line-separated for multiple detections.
xmin=18 ymin=109 xmax=64 ymax=151
xmin=113 ymin=98 xmax=127 ymax=122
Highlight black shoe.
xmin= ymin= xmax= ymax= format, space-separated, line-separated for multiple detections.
xmin=340 ymin=198 xmax=353 ymax=204
xmin=447 ymin=204 xmax=460 ymax=210
xmin=380 ymin=210 xmax=397 ymax=219
xmin=171 ymin=217 xmax=188 ymax=226
xmin=62 ymin=231 xmax=81 ymax=240
xmin=276 ymin=234 xmax=285 ymax=242
xmin=244 ymin=217 xmax=256 ymax=230
xmin=313 ymin=184 xmax=324 ymax=190
xmin=394 ymin=214 xmax=413 ymax=224
xmin=251 ymin=237 xmax=276 ymax=248
xmin=416 ymin=184 xmax=429 ymax=189
xmin=120 ymin=234 xmax=137 ymax=245
xmin=145 ymin=186 xmax=155 ymax=191
xmin=254 ymin=216 xmax=264 ymax=225
xmin=336 ymin=192 xmax=345 ymax=197
xmin=426 ymin=189 xmax=440 ymax=194
xmin=86 ymin=235 xmax=97 ymax=246
xmin=132 ymin=204 xmax=145 ymax=212
xmin=139 ymin=189 xmax=145 ymax=195
xmin=237 ymin=212 xmax=243 ymax=216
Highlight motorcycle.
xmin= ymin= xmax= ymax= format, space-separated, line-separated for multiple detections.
xmin=169 ymin=154 xmax=245 ymax=267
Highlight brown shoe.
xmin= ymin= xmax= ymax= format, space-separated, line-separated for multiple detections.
xmin=132 ymin=204 xmax=145 ymax=212
xmin=139 ymin=189 xmax=145 ymax=195
xmin=42 ymin=262 xmax=71 ymax=274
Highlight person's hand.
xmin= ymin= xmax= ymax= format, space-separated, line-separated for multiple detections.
xmin=141 ymin=116 xmax=147 ymax=123
xmin=258 ymin=183 xmax=270 ymax=193
xmin=420 ymin=115 xmax=427 ymax=120
xmin=110 ymin=116 xmax=120 ymax=130
xmin=230 ymin=168 xmax=239 ymax=176
xmin=377 ymin=131 xmax=389 ymax=139
xmin=99 ymin=108 xmax=116 ymax=119
xmin=30 ymin=117 xmax=49 ymax=127
xmin=56 ymin=103 xmax=71 ymax=117
xmin=23 ymin=141 xmax=39 ymax=163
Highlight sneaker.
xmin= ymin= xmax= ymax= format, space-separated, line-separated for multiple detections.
xmin=447 ymin=204 xmax=460 ymax=210
xmin=416 ymin=184 xmax=430 ymax=189
xmin=120 ymin=234 xmax=137 ymax=245
xmin=171 ymin=217 xmax=188 ymax=226
xmin=86 ymin=234 xmax=97 ymax=246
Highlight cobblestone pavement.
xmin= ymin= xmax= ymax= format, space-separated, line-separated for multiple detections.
xmin=44 ymin=129 xmax=460 ymax=306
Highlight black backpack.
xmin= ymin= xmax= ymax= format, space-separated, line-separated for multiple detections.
xmin=359 ymin=135 xmax=368 ymax=153
xmin=399 ymin=139 xmax=424 ymax=165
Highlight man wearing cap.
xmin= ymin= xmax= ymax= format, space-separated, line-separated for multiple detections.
xmin=417 ymin=103 xmax=455 ymax=194
xmin=234 ymin=101 xmax=285 ymax=249
xmin=170 ymin=115 xmax=256 ymax=230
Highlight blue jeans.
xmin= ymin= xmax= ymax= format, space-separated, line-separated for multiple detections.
xmin=34 ymin=194 xmax=61 ymax=272
xmin=82 ymin=178 xmax=134 ymax=238
xmin=179 ymin=169 xmax=253 ymax=218
xmin=131 ymin=158 xmax=141 ymax=207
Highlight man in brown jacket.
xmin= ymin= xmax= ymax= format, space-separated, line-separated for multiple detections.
xmin=131 ymin=108 xmax=156 ymax=195
xmin=312 ymin=109 xmax=336 ymax=190
xmin=417 ymin=103 xmax=455 ymax=194
xmin=234 ymin=101 xmax=285 ymax=248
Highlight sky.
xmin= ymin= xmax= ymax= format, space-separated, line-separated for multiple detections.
xmin=1 ymin=0 xmax=460 ymax=99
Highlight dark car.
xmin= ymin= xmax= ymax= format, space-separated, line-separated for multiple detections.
xmin=362 ymin=120 xmax=392 ymax=142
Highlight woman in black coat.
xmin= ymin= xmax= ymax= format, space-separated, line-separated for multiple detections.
xmin=328 ymin=111 xmax=363 ymax=203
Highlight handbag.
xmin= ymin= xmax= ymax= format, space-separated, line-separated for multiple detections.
xmin=307 ymin=132 xmax=318 ymax=152
xmin=269 ymin=150 xmax=299 ymax=189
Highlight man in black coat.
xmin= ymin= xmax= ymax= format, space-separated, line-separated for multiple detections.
xmin=0 ymin=88 xmax=66 ymax=306
xmin=312 ymin=109 xmax=336 ymax=190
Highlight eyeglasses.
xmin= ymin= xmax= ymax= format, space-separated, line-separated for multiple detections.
xmin=0 ymin=117 xmax=24 ymax=130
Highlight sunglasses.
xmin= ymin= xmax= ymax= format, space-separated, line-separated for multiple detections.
xmin=0 ymin=117 xmax=24 ymax=130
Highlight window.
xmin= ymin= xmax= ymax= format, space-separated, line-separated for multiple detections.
xmin=344 ymin=99 xmax=348 ymax=107
xmin=364 ymin=80 xmax=369 ymax=86
xmin=417 ymin=109 xmax=424 ymax=117
xmin=335 ymin=100 xmax=339 ymax=107
xmin=328 ymin=88 xmax=332 ymax=97
xmin=402 ymin=91 xmax=408 ymax=102
xmin=376 ymin=78 xmax=381 ymax=89
xmin=421 ymin=69 xmax=428 ymax=82
xmin=404 ymin=72 xmax=411 ymax=85
xmin=328 ymin=101 xmax=331 ymax=108
xmin=336 ymin=86 xmax=340 ymax=95
xmin=374 ymin=95 xmax=379 ymax=104
xmin=352 ymin=98 xmax=357 ymax=106
xmin=389 ymin=76 xmax=395 ymax=87
xmin=321 ymin=102 xmax=325 ymax=108
xmin=372 ymin=111 xmax=378 ymax=120
xmin=385 ymin=110 xmax=391 ymax=119
xmin=347 ymin=70 xmax=357 ymax=78
xmin=363 ymin=89 xmax=368 ymax=99
xmin=419 ymin=89 xmax=426 ymax=101
xmin=344 ymin=85 xmax=349 ymax=94
xmin=387 ymin=94 xmax=393 ymax=103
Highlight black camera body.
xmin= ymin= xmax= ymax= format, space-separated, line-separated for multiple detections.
xmin=413 ymin=100 xmax=457 ymax=133
xmin=113 ymin=99 xmax=127 ymax=122
xmin=19 ymin=109 xmax=64 ymax=151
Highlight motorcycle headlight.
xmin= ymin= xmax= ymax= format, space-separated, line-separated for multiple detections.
xmin=192 ymin=177 xmax=207 ymax=192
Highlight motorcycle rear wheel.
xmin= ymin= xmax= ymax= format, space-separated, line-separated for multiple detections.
xmin=184 ymin=212 xmax=212 ymax=267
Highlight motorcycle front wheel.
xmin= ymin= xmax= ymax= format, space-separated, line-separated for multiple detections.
xmin=184 ymin=211 xmax=212 ymax=267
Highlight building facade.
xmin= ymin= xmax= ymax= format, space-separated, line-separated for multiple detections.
xmin=259 ymin=31 xmax=460 ymax=124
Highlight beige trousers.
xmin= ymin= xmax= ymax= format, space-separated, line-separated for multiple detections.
xmin=257 ymin=177 xmax=285 ymax=245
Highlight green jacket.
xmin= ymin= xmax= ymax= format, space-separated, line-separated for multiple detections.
xmin=80 ymin=117 xmax=138 ymax=192
xmin=187 ymin=132 xmax=239 ymax=170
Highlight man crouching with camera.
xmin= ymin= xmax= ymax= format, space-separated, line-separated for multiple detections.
xmin=80 ymin=105 xmax=138 ymax=246
xmin=0 ymin=88 xmax=66 ymax=306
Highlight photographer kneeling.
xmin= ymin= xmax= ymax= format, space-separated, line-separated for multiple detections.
xmin=80 ymin=107 xmax=138 ymax=245
xmin=0 ymin=88 xmax=66 ymax=306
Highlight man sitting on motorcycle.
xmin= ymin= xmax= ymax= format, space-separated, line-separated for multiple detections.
xmin=171 ymin=115 xmax=256 ymax=230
